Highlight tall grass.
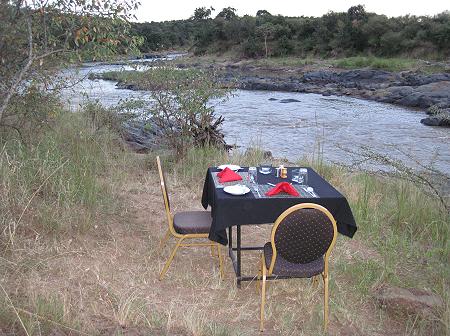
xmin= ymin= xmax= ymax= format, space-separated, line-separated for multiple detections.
xmin=0 ymin=105 xmax=131 ymax=244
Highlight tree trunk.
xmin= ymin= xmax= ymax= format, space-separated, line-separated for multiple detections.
xmin=264 ymin=36 xmax=268 ymax=58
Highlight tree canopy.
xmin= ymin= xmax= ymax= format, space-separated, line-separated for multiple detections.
xmin=131 ymin=6 xmax=450 ymax=58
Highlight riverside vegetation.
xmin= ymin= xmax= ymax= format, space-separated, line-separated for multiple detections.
xmin=1 ymin=101 xmax=449 ymax=334
xmin=131 ymin=6 xmax=450 ymax=60
xmin=1 ymin=1 xmax=449 ymax=335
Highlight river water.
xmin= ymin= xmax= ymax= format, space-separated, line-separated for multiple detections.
xmin=61 ymin=59 xmax=450 ymax=173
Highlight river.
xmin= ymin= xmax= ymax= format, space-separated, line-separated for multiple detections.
xmin=61 ymin=58 xmax=450 ymax=173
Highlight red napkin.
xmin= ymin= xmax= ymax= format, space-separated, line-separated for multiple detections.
xmin=265 ymin=182 xmax=299 ymax=197
xmin=217 ymin=167 xmax=242 ymax=183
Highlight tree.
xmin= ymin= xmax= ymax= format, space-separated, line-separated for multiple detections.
xmin=216 ymin=7 xmax=237 ymax=21
xmin=140 ymin=67 xmax=231 ymax=154
xmin=347 ymin=4 xmax=368 ymax=22
xmin=192 ymin=6 xmax=215 ymax=21
xmin=0 ymin=0 xmax=141 ymax=139
xmin=256 ymin=10 xmax=272 ymax=17
xmin=256 ymin=22 xmax=277 ymax=57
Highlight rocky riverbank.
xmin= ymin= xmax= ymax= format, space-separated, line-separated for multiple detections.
xmin=90 ymin=61 xmax=450 ymax=128
xmin=180 ymin=62 xmax=450 ymax=127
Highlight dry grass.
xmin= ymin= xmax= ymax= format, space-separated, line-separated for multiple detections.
xmin=1 ymin=135 xmax=448 ymax=335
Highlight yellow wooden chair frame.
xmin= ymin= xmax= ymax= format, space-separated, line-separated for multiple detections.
xmin=259 ymin=203 xmax=337 ymax=332
xmin=156 ymin=156 xmax=224 ymax=280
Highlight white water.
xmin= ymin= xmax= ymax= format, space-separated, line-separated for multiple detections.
xmin=60 ymin=60 xmax=450 ymax=173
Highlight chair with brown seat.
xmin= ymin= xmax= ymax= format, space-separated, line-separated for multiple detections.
xmin=156 ymin=156 xmax=224 ymax=280
xmin=258 ymin=203 xmax=337 ymax=332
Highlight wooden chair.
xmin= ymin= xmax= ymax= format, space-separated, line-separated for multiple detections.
xmin=258 ymin=203 xmax=337 ymax=332
xmin=156 ymin=156 xmax=224 ymax=280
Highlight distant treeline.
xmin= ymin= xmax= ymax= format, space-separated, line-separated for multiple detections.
xmin=131 ymin=5 xmax=450 ymax=58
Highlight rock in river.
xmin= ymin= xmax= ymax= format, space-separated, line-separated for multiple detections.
xmin=279 ymin=98 xmax=301 ymax=103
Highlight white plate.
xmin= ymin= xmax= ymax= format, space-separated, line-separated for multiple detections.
xmin=223 ymin=185 xmax=250 ymax=195
xmin=218 ymin=164 xmax=241 ymax=171
xmin=259 ymin=169 xmax=271 ymax=175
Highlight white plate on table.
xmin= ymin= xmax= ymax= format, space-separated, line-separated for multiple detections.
xmin=217 ymin=164 xmax=241 ymax=171
xmin=223 ymin=185 xmax=250 ymax=195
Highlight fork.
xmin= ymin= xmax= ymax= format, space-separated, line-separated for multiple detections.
xmin=254 ymin=186 xmax=262 ymax=198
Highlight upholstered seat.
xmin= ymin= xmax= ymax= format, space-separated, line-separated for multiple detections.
xmin=263 ymin=242 xmax=324 ymax=277
xmin=173 ymin=211 xmax=212 ymax=234
xmin=258 ymin=203 xmax=337 ymax=332
xmin=156 ymin=156 xmax=224 ymax=280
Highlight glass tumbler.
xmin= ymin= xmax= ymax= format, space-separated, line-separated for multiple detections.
xmin=297 ymin=168 xmax=308 ymax=186
xmin=292 ymin=168 xmax=300 ymax=182
xmin=248 ymin=167 xmax=259 ymax=193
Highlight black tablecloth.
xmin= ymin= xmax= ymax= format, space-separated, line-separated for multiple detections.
xmin=201 ymin=167 xmax=357 ymax=245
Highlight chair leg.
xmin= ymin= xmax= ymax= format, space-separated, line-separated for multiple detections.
xmin=259 ymin=256 xmax=267 ymax=332
xmin=217 ymin=243 xmax=224 ymax=279
xmin=211 ymin=244 xmax=218 ymax=257
xmin=159 ymin=229 xmax=171 ymax=251
xmin=322 ymin=272 xmax=329 ymax=331
xmin=159 ymin=238 xmax=183 ymax=280
xmin=256 ymin=256 xmax=263 ymax=293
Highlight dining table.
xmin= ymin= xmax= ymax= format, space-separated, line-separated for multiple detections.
xmin=201 ymin=166 xmax=357 ymax=287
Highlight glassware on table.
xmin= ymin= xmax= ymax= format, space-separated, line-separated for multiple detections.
xmin=259 ymin=163 xmax=272 ymax=175
xmin=248 ymin=166 xmax=260 ymax=195
xmin=297 ymin=168 xmax=308 ymax=186
xmin=291 ymin=168 xmax=300 ymax=182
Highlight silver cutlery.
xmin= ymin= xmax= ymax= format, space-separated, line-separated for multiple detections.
xmin=254 ymin=186 xmax=262 ymax=198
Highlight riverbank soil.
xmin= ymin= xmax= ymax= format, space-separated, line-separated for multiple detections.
xmin=1 ymin=150 xmax=447 ymax=335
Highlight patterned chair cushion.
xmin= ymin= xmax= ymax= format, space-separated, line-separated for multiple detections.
xmin=274 ymin=208 xmax=334 ymax=264
xmin=173 ymin=211 xmax=212 ymax=234
xmin=264 ymin=242 xmax=324 ymax=277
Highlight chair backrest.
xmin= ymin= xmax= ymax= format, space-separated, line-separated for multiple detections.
xmin=156 ymin=156 xmax=173 ymax=228
xmin=268 ymin=203 xmax=337 ymax=274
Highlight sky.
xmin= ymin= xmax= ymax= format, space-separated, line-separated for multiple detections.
xmin=135 ymin=0 xmax=449 ymax=22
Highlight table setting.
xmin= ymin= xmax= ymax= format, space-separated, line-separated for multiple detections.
xmin=201 ymin=163 xmax=357 ymax=287
xmin=212 ymin=164 xmax=319 ymax=199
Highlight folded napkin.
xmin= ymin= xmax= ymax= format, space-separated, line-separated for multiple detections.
xmin=217 ymin=167 xmax=242 ymax=183
xmin=265 ymin=182 xmax=299 ymax=197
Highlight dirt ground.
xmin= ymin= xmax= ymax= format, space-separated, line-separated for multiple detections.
xmin=1 ymin=168 xmax=433 ymax=335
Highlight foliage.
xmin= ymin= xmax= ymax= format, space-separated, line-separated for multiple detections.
xmin=0 ymin=0 xmax=142 ymax=141
xmin=0 ymin=103 xmax=130 ymax=245
xmin=131 ymin=6 xmax=450 ymax=59
xmin=133 ymin=67 xmax=231 ymax=155
xmin=334 ymin=56 xmax=419 ymax=71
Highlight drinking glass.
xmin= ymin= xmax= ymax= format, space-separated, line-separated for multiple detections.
xmin=298 ymin=168 xmax=308 ymax=186
xmin=291 ymin=168 xmax=300 ymax=182
xmin=248 ymin=167 xmax=259 ymax=193
xmin=259 ymin=163 xmax=272 ymax=175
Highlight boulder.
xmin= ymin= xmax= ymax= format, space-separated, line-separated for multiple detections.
xmin=279 ymin=98 xmax=301 ymax=103
xmin=121 ymin=120 xmax=164 ymax=153
xmin=420 ymin=117 xmax=450 ymax=127
xmin=373 ymin=285 xmax=444 ymax=319
xmin=245 ymin=147 xmax=273 ymax=159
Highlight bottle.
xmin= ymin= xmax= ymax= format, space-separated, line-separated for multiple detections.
xmin=281 ymin=167 xmax=288 ymax=178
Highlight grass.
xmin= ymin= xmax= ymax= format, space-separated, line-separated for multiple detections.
xmin=1 ymin=113 xmax=449 ymax=335
xmin=333 ymin=56 xmax=420 ymax=72
xmin=178 ymin=53 xmax=449 ymax=74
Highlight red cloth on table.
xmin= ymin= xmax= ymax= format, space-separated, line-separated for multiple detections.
xmin=265 ymin=182 xmax=299 ymax=196
xmin=217 ymin=167 xmax=242 ymax=183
